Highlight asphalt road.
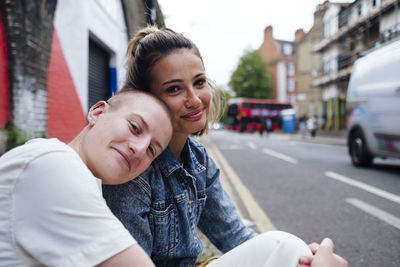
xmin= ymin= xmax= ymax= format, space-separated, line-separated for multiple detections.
xmin=202 ymin=129 xmax=400 ymax=267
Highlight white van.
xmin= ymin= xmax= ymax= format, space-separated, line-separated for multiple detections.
xmin=346 ymin=39 xmax=400 ymax=167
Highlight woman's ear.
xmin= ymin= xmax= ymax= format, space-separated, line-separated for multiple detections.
xmin=87 ymin=101 xmax=108 ymax=126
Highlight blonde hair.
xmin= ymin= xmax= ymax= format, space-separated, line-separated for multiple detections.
xmin=124 ymin=25 xmax=224 ymax=135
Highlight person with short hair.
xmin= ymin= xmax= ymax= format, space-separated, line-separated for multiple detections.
xmin=0 ymin=89 xmax=173 ymax=267
xmin=103 ymin=26 xmax=347 ymax=267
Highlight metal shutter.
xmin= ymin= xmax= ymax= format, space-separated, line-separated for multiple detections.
xmin=88 ymin=39 xmax=110 ymax=109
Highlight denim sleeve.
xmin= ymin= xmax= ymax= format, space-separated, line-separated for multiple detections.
xmin=102 ymin=176 xmax=153 ymax=255
xmin=197 ymin=151 xmax=257 ymax=253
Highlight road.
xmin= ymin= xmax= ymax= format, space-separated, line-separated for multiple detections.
xmin=201 ymin=129 xmax=400 ymax=267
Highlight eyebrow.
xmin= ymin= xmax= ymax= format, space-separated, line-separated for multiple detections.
xmin=136 ymin=114 xmax=149 ymax=130
xmin=161 ymin=79 xmax=182 ymax=86
xmin=160 ymin=73 xmax=205 ymax=86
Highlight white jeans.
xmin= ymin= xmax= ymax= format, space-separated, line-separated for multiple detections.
xmin=208 ymin=231 xmax=312 ymax=267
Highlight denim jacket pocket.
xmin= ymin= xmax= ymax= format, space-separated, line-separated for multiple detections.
xmin=149 ymin=202 xmax=179 ymax=253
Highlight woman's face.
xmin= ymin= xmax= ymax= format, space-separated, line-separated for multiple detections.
xmin=149 ymin=49 xmax=211 ymax=136
xmin=81 ymin=94 xmax=172 ymax=184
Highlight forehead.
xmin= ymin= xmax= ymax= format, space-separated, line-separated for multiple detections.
xmin=152 ymin=49 xmax=204 ymax=80
xmin=117 ymin=93 xmax=161 ymax=113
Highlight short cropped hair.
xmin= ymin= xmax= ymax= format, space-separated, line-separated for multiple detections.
xmin=107 ymin=88 xmax=173 ymax=123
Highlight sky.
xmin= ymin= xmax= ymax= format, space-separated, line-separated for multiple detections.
xmin=157 ymin=0 xmax=351 ymax=87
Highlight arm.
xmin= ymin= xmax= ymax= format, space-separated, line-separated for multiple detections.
xmin=197 ymin=150 xmax=257 ymax=253
xmin=102 ymin=175 xmax=153 ymax=255
xmin=98 ymin=244 xmax=154 ymax=267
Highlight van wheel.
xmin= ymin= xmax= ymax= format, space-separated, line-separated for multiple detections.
xmin=349 ymin=131 xmax=373 ymax=167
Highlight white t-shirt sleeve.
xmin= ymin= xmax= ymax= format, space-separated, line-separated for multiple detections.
xmin=14 ymin=150 xmax=136 ymax=267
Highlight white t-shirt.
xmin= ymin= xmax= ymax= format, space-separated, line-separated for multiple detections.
xmin=0 ymin=138 xmax=136 ymax=267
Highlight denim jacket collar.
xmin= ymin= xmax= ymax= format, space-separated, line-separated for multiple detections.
xmin=157 ymin=136 xmax=206 ymax=177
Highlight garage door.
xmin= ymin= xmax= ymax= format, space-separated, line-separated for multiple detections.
xmin=88 ymin=38 xmax=110 ymax=109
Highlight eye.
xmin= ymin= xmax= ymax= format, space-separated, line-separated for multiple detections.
xmin=148 ymin=145 xmax=156 ymax=157
xmin=194 ymin=78 xmax=206 ymax=88
xmin=130 ymin=122 xmax=140 ymax=134
xmin=166 ymin=85 xmax=180 ymax=94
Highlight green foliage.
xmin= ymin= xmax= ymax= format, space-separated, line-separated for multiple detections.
xmin=229 ymin=49 xmax=273 ymax=99
xmin=5 ymin=123 xmax=46 ymax=151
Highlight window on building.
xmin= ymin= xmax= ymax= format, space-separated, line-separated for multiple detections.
xmin=88 ymin=38 xmax=111 ymax=109
xmin=323 ymin=60 xmax=330 ymax=75
xmin=287 ymin=78 xmax=295 ymax=92
xmin=311 ymin=69 xmax=318 ymax=78
xmin=282 ymin=43 xmax=293 ymax=55
xmin=372 ymin=0 xmax=376 ymax=7
xmin=339 ymin=9 xmax=348 ymax=28
xmin=323 ymin=57 xmax=339 ymax=75
xmin=357 ymin=4 xmax=362 ymax=16
xmin=287 ymin=62 xmax=295 ymax=76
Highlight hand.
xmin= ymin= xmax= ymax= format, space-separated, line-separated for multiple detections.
xmin=298 ymin=238 xmax=348 ymax=267
xmin=308 ymin=242 xmax=319 ymax=255
xmin=297 ymin=241 xmax=319 ymax=266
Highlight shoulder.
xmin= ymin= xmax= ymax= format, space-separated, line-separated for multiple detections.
xmin=26 ymin=139 xmax=90 ymax=178
xmin=0 ymin=138 xmax=72 ymax=163
xmin=186 ymin=136 xmax=220 ymax=184
xmin=187 ymin=136 xmax=208 ymax=159
xmin=188 ymin=135 xmax=206 ymax=149
xmin=0 ymin=138 xmax=83 ymax=184
xmin=107 ymin=168 xmax=153 ymax=198
xmin=105 ymin=164 xmax=157 ymax=199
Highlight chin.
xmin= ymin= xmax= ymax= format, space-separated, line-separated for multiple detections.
xmin=101 ymin=174 xmax=123 ymax=185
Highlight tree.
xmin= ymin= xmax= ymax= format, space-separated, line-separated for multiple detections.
xmin=229 ymin=49 xmax=273 ymax=99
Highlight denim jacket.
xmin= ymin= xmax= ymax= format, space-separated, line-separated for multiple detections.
xmin=103 ymin=136 xmax=256 ymax=267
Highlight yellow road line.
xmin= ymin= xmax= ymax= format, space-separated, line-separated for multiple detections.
xmin=202 ymin=136 xmax=276 ymax=232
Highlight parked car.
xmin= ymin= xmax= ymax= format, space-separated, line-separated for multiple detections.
xmin=346 ymin=39 xmax=400 ymax=167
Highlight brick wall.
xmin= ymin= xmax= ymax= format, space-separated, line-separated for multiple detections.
xmin=1 ymin=0 xmax=57 ymax=137
xmin=0 ymin=13 xmax=9 ymax=129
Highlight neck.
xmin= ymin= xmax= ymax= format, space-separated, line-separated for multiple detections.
xmin=168 ymin=132 xmax=190 ymax=164
xmin=68 ymin=126 xmax=88 ymax=163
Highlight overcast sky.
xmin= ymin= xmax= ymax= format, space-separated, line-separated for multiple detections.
xmin=157 ymin=0 xmax=351 ymax=87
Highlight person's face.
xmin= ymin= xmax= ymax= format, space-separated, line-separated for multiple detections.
xmin=81 ymin=94 xmax=172 ymax=184
xmin=149 ymin=49 xmax=211 ymax=136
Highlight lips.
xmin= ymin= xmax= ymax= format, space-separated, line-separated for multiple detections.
xmin=113 ymin=147 xmax=131 ymax=170
xmin=181 ymin=109 xmax=203 ymax=120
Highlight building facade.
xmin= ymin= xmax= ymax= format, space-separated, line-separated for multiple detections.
xmin=295 ymin=2 xmax=328 ymax=121
xmin=259 ymin=26 xmax=303 ymax=106
xmin=312 ymin=0 xmax=400 ymax=130
xmin=0 ymin=0 xmax=163 ymax=153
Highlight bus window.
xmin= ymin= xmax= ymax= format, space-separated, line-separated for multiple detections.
xmin=227 ymin=104 xmax=238 ymax=116
xmin=242 ymin=103 xmax=252 ymax=108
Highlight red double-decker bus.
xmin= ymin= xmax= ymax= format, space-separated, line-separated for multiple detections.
xmin=226 ymin=98 xmax=293 ymax=132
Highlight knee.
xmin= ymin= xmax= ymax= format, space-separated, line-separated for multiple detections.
xmin=255 ymin=231 xmax=312 ymax=257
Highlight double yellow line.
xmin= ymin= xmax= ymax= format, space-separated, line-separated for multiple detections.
xmin=200 ymin=136 xmax=276 ymax=232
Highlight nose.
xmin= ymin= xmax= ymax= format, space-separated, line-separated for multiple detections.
xmin=128 ymin=136 xmax=150 ymax=160
xmin=185 ymin=87 xmax=201 ymax=109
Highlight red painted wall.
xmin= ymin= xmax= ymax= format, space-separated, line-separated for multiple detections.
xmin=0 ymin=15 xmax=10 ymax=129
xmin=47 ymin=29 xmax=86 ymax=142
